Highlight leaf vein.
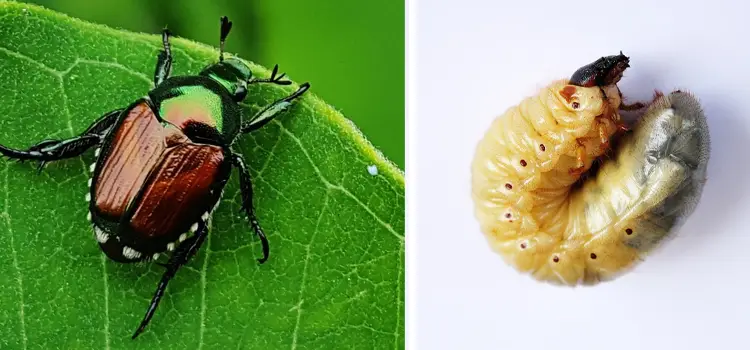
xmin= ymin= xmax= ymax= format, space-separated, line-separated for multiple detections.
xmin=100 ymin=255 xmax=111 ymax=350
xmin=274 ymin=121 xmax=403 ymax=240
xmin=291 ymin=195 xmax=329 ymax=350
xmin=198 ymin=220 xmax=213 ymax=350
xmin=58 ymin=63 xmax=113 ymax=349
xmin=256 ymin=130 xmax=284 ymax=176
xmin=4 ymin=164 xmax=28 ymax=350
xmin=0 ymin=45 xmax=62 ymax=76
xmin=60 ymin=58 xmax=153 ymax=85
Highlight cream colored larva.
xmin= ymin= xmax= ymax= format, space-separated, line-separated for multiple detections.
xmin=471 ymin=54 xmax=710 ymax=285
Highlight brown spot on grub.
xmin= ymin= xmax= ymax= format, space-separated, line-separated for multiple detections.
xmin=560 ymin=86 xmax=577 ymax=103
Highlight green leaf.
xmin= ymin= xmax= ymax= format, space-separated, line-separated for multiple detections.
xmin=0 ymin=2 xmax=404 ymax=349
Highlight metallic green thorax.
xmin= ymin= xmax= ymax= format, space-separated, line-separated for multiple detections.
xmin=148 ymin=71 xmax=246 ymax=146
xmin=159 ymin=86 xmax=224 ymax=131
xmin=149 ymin=57 xmax=255 ymax=146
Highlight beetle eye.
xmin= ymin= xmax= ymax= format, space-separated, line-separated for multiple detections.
xmin=572 ymin=101 xmax=580 ymax=109
xmin=234 ymin=86 xmax=248 ymax=101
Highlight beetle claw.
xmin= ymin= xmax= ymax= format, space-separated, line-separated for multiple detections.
xmin=36 ymin=161 xmax=47 ymax=174
xmin=271 ymin=71 xmax=291 ymax=85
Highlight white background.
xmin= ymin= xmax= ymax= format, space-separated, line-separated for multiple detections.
xmin=412 ymin=0 xmax=750 ymax=349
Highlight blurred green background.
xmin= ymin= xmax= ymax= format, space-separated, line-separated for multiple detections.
xmin=22 ymin=0 xmax=405 ymax=169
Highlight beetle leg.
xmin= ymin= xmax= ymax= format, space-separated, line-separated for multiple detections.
xmin=153 ymin=28 xmax=173 ymax=86
xmin=231 ymin=153 xmax=270 ymax=263
xmin=247 ymin=64 xmax=293 ymax=86
xmin=0 ymin=130 xmax=101 ymax=163
xmin=132 ymin=222 xmax=209 ymax=339
xmin=82 ymin=109 xmax=123 ymax=136
xmin=0 ymin=109 xmax=121 ymax=170
xmin=240 ymin=83 xmax=311 ymax=134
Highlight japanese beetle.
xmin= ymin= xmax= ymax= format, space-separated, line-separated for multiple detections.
xmin=0 ymin=16 xmax=309 ymax=338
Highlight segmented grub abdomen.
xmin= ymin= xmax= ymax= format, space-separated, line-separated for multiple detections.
xmin=472 ymin=88 xmax=710 ymax=285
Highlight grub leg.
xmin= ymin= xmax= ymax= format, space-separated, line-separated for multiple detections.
xmin=569 ymin=140 xmax=587 ymax=177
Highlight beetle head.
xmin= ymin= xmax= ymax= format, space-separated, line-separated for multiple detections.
xmin=200 ymin=57 xmax=253 ymax=101
xmin=197 ymin=17 xmax=254 ymax=101
xmin=569 ymin=52 xmax=630 ymax=87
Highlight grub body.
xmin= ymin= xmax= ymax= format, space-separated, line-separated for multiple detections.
xmin=471 ymin=82 xmax=710 ymax=285
xmin=566 ymin=91 xmax=710 ymax=282
xmin=472 ymin=79 xmax=622 ymax=284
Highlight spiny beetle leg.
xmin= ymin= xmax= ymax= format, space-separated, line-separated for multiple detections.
xmin=132 ymin=222 xmax=209 ymax=339
xmin=240 ymin=82 xmax=311 ymax=134
xmin=0 ymin=109 xmax=121 ymax=170
xmin=29 ymin=140 xmax=72 ymax=173
xmin=231 ymin=153 xmax=270 ymax=263
xmin=27 ymin=139 xmax=81 ymax=173
xmin=248 ymin=64 xmax=292 ymax=86
xmin=0 ymin=135 xmax=99 ymax=163
xmin=232 ymin=65 xmax=293 ymax=101
xmin=82 ymin=109 xmax=123 ymax=136
xmin=153 ymin=28 xmax=173 ymax=86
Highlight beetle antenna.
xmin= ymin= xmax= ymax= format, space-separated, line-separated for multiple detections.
xmin=219 ymin=16 xmax=232 ymax=62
